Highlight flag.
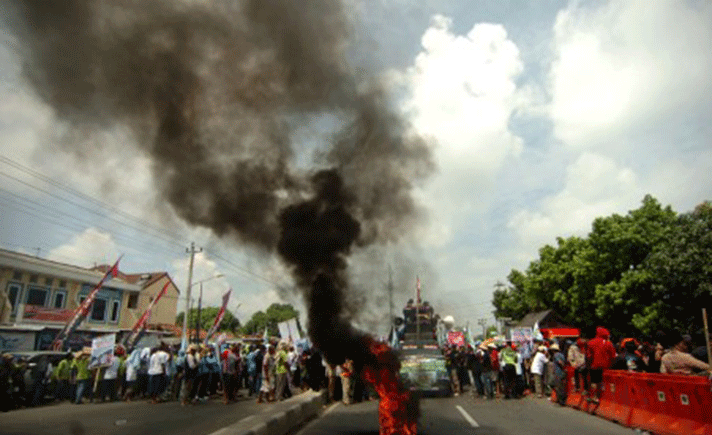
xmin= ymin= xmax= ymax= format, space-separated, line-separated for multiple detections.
xmin=204 ymin=289 xmax=231 ymax=344
xmin=416 ymin=276 xmax=421 ymax=305
xmin=124 ymin=280 xmax=171 ymax=350
xmin=52 ymin=256 xmax=122 ymax=351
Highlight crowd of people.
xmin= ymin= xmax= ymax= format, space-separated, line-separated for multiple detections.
xmin=442 ymin=326 xmax=710 ymax=405
xmin=0 ymin=339 xmax=358 ymax=412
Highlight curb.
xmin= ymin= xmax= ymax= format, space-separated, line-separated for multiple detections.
xmin=209 ymin=390 xmax=326 ymax=435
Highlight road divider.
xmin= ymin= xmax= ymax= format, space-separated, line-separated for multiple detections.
xmin=558 ymin=367 xmax=712 ymax=435
xmin=209 ymin=390 xmax=326 ymax=435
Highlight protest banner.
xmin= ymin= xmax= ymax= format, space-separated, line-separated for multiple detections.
xmin=89 ymin=333 xmax=116 ymax=369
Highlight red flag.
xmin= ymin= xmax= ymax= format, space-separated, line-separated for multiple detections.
xmin=204 ymin=289 xmax=231 ymax=344
xmin=52 ymin=256 xmax=122 ymax=350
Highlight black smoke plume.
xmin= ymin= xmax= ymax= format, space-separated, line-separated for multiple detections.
xmin=3 ymin=0 xmax=434 ymax=365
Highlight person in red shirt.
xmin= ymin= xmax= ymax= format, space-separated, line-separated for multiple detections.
xmin=585 ymin=327 xmax=617 ymax=402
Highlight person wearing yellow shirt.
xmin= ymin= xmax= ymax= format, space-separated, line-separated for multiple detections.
xmin=71 ymin=351 xmax=91 ymax=404
xmin=55 ymin=353 xmax=72 ymax=401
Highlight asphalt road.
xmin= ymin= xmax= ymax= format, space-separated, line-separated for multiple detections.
xmin=296 ymin=395 xmax=637 ymax=435
xmin=0 ymin=393 xmax=298 ymax=435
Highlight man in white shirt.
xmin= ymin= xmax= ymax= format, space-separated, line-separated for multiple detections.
xmin=530 ymin=346 xmax=549 ymax=398
xmin=148 ymin=347 xmax=169 ymax=403
xmin=100 ymin=349 xmax=121 ymax=402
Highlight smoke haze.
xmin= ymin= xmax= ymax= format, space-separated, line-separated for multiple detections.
xmin=4 ymin=0 xmax=434 ymax=363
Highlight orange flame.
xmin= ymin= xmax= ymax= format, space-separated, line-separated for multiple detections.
xmin=362 ymin=338 xmax=419 ymax=435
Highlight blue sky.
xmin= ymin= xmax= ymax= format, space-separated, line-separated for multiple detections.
xmin=1 ymin=0 xmax=710 ymax=334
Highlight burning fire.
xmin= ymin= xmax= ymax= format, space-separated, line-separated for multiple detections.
xmin=362 ymin=338 xmax=419 ymax=435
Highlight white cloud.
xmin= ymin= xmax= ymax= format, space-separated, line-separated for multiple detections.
xmin=549 ymin=0 xmax=712 ymax=150
xmin=394 ymin=15 xmax=527 ymax=245
xmin=508 ymin=152 xmax=640 ymax=248
xmin=46 ymin=227 xmax=120 ymax=267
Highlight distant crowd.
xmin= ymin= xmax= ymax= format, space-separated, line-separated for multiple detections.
xmin=0 ymin=339 xmax=360 ymax=412
xmin=443 ymin=327 xmax=710 ymax=404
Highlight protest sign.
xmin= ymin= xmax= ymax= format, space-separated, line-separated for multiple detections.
xmin=89 ymin=333 xmax=116 ymax=369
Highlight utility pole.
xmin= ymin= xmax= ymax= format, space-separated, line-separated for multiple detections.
xmin=478 ymin=318 xmax=487 ymax=340
xmin=195 ymin=283 xmax=202 ymax=344
xmin=181 ymin=242 xmax=201 ymax=351
xmin=388 ymin=265 xmax=394 ymax=336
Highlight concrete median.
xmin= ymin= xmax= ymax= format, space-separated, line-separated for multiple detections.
xmin=208 ymin=390 xmax=326 ymax=435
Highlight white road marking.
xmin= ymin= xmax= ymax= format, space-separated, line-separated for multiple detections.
xmin=456 ymin=405 xmax=480 ymax=428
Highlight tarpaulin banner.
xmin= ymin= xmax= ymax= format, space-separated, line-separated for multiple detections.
xmin=447 ymin=330 xmax=465 ymax=347
xmin=89 ymin=333 xmax=116 ymax=369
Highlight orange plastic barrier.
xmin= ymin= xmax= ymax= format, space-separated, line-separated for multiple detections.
xmin=560 ymin=368 xmax=712 ymax=435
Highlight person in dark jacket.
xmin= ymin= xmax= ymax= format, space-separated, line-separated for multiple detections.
xmin=611 ymin=339 xmax=646 ymax=372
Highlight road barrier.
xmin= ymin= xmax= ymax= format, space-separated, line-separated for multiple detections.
xmin=558 ymin=367 xmax=712 ymax=435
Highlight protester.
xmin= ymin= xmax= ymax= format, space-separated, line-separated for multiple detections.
xmin=550 ymin=344 xmax=567 ymax=405
xmin=530 ymin=346 xmax=548 ymax=398
xmin=478 ymin=344 xmax=495 ymax=399
xmin=467 ymin=345 xmax=484 ymax=397
xmin=99 ymin=348 xmax=121 ymax=402
xmin=567 ymin=338 xmax=587 ymax=392
xmin=341 ymin=358 xmax=354 ymax=405
xmin=257 ymin=345 xmax=276 ymax=403
xmin=586 ymin=327 xmax=616 ymax=403
xmin=222 ymin=345 xmax=239 ymax=404
xmin=71 ymin=350 xmax=91 ymax=405
xmin=148 ymin=346 xmax=169 ymax=403
xmin=660 ymin=331 xmax=710 ymax=375
xmin=611 ymin=339 xmax=646 ymax=372
xmin=180 ymin=344 xmax=199 ymax=406
xmin=54 ymin=353 xmax=72 ymax=402
xmin=275 ymin=342 xmax=290 ymax=401
xmin=500 ymin=342 xmax=519 ymax=399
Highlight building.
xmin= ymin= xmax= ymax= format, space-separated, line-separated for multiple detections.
xmin=0 ymin=248 xmax=179 ymax=352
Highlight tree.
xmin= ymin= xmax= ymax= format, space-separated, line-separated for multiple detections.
xmin=176 ymin=307 xmax=241 ymax=334
xmin=634 ymin=201 xmax=712 ymax=334
xmin=492 ymin=195 xmax=684 ymax=337
xmin=241 ymin=303 xmax=300 ymax=337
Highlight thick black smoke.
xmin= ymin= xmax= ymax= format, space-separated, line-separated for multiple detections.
xmin=3 ymin=0 xmax=434 ymax=364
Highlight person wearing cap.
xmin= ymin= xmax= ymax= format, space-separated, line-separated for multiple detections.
xmin=612 ymin=339 xmax=645 ymax=372
xmin=586 ymin=327 xmax=616 ymax=403
xmin=530 ymin=346 xmax=548 ymax=398
xmin=71 ymin=350 xmax=91 ymax=404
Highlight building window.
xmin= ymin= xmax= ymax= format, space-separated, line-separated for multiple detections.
xmin=7 ymin=282 xmax=23 ymax=314
xmin=110 ymin=300 xmax=120 ymax=323
xmin=12 ymin=270 xmax=22 ymax=281
xmin=29 ymin=274 xmax=38 ymax=283
xmin=26 ymin=286 xmax=49 ymax=306
xmin=127 ymin=294 xmax=139 ymax=309
xmin=90 ymin=298 xmax=107 ymax=322
xmin=44 ymin=277 xmax=53 ymax=286
xmin=52 ymin=290 xmax=67 ymax=309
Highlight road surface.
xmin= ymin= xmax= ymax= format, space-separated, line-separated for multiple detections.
xmin=297 ymin=395 xmax=636 ymax=435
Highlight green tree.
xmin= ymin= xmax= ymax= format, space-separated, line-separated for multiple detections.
xmin=492 ymin=195 xmax=683 ymax=337
xmin=241 ymin=303 xmax=300 ymax=337
xmin=633 ymin=201 xmax=712 ymax=334
xmin=176 ymin=306 xmax=241 ymax=335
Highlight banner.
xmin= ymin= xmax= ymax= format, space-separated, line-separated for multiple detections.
xmin=447 ymin=330 xmax=465 ymax=347
xmin=89 ymin=333 xmax=116 ymax=369
xmin=124 ymin=280 xmax=171 ymax=350
xmin=52 ymin=256 xmax=121 ymax=351
xmin=204 ymin=289 xmax=231 ymax=344
xmin=277 ymin=321 xmax=290 ymax=341
xmin=510 ymin=327 xmax=534 ymax=359
xmin=287 ymin=318 xmax=300 ymax=340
